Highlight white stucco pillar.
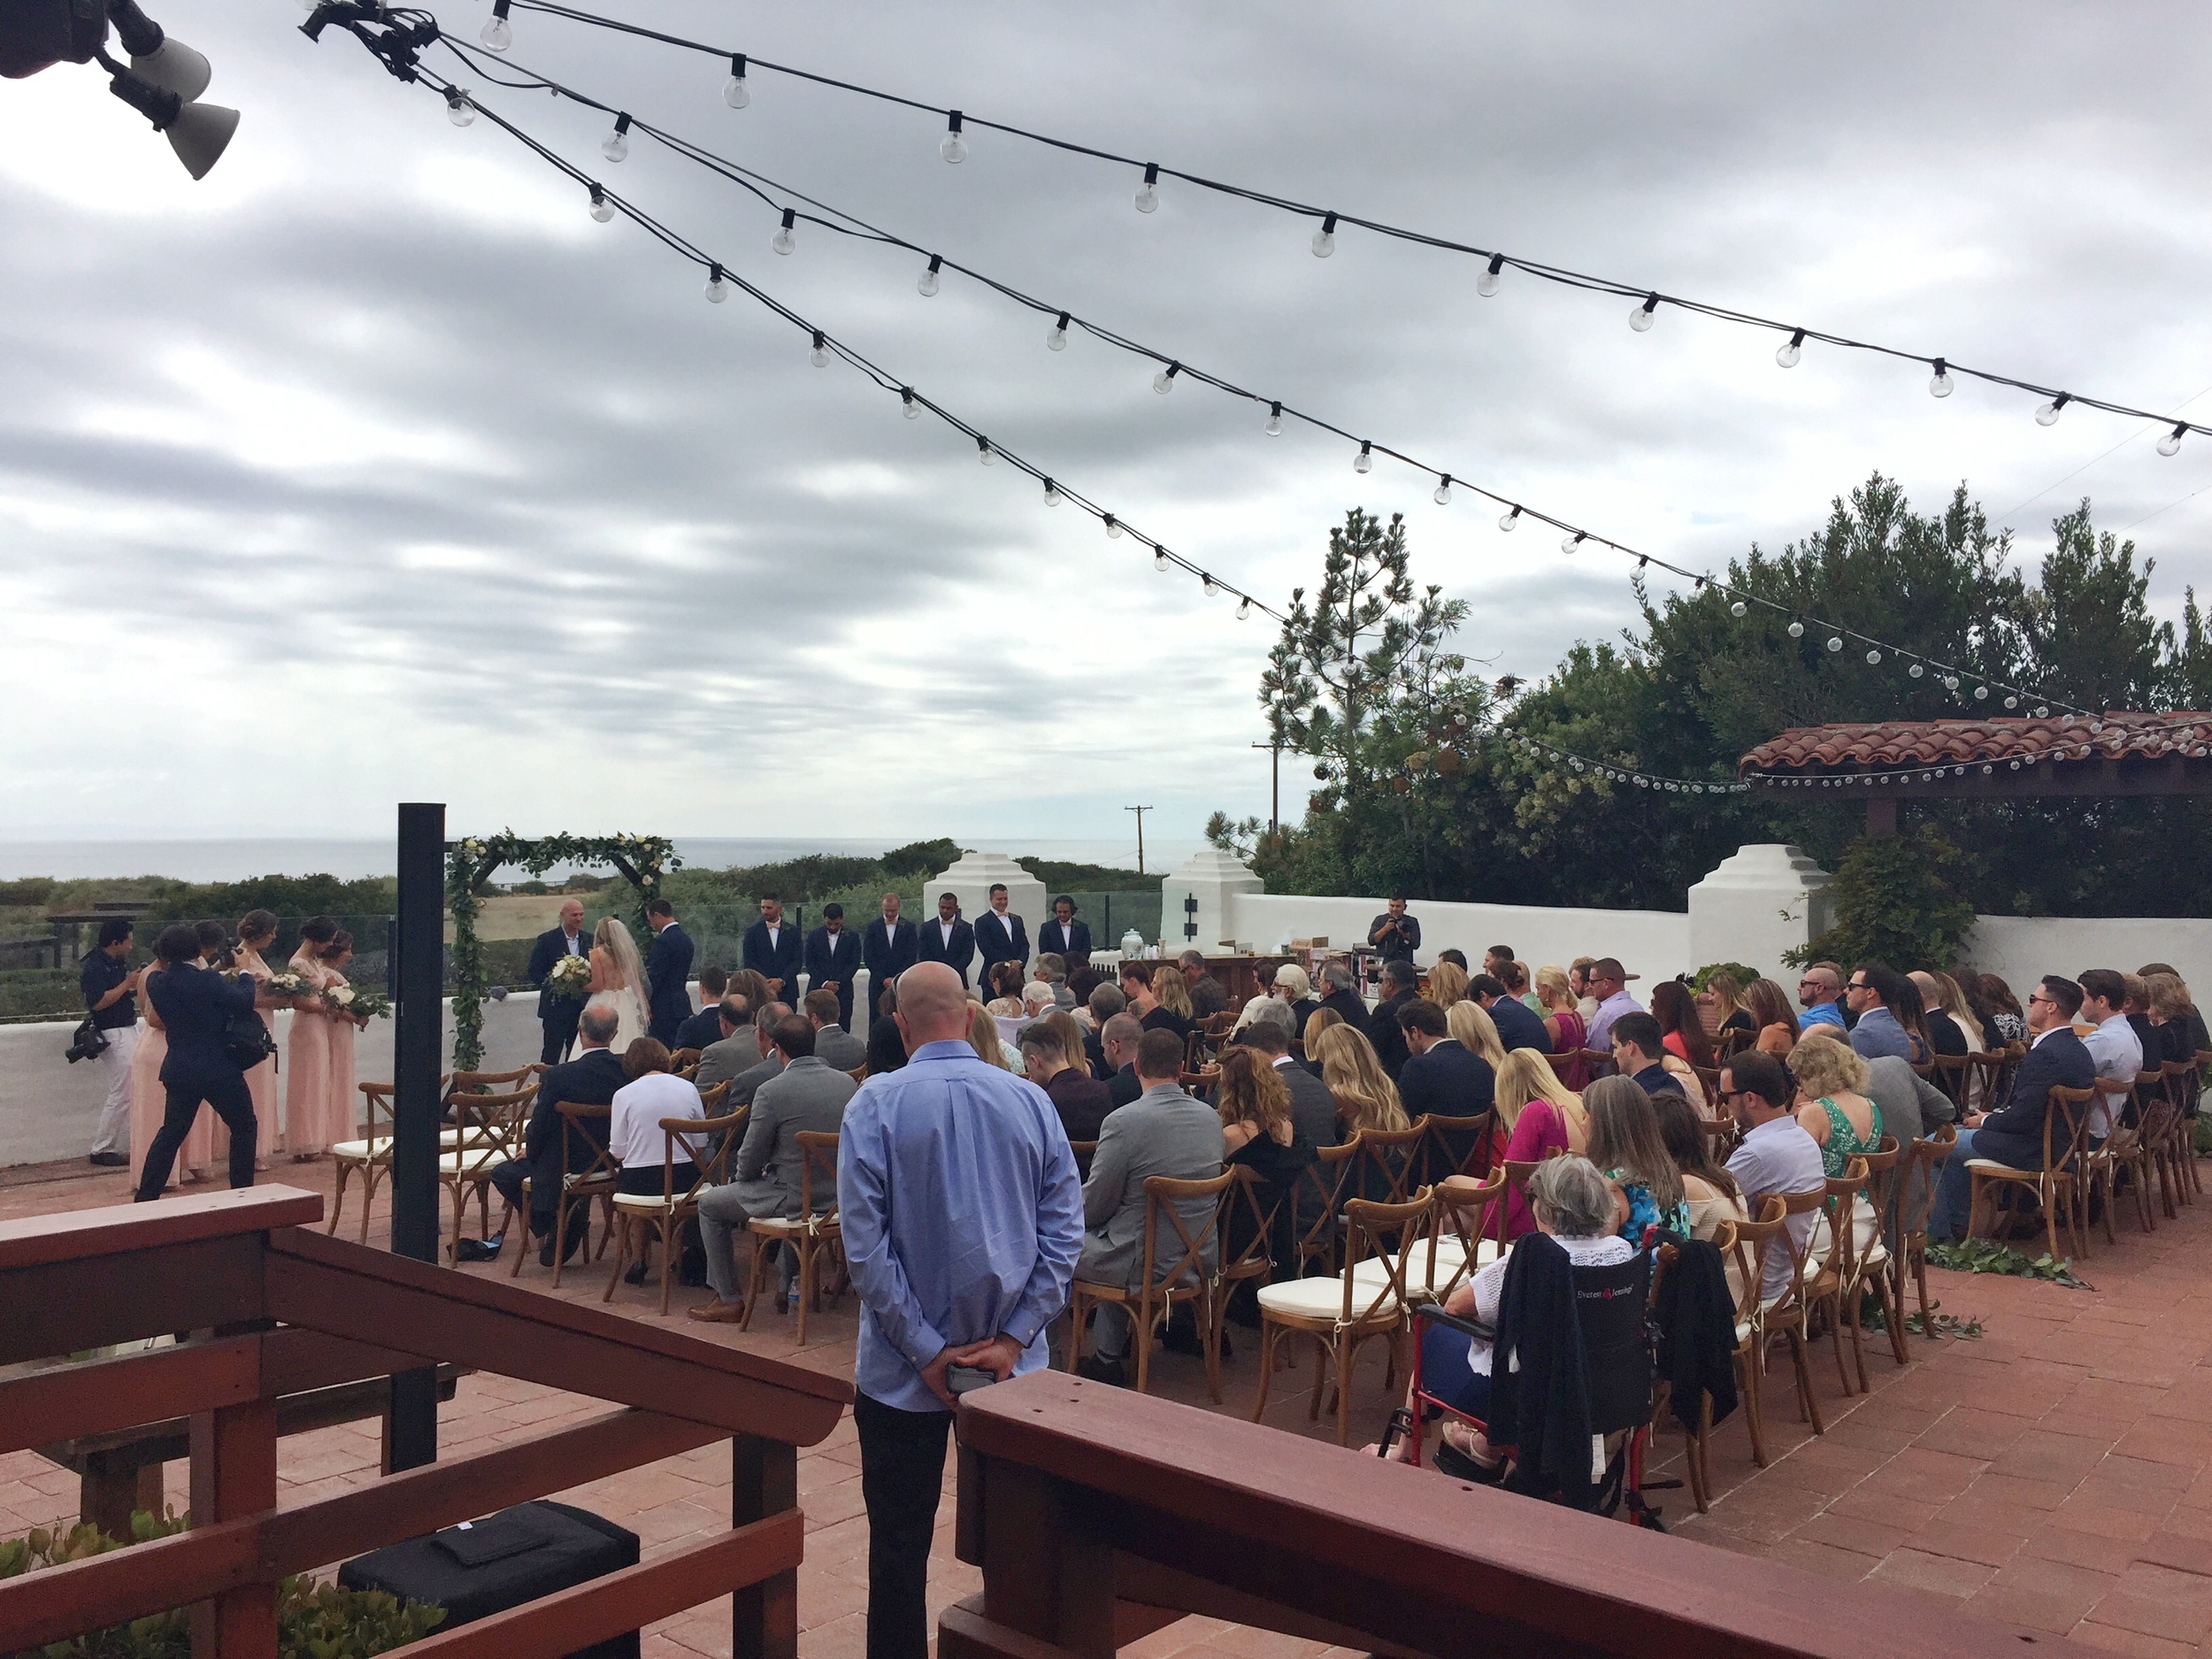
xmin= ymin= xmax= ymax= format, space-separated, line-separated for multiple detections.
xmin=1160 ymin=848 xmax=1265 ymax=954
xmin=924 ymin=851 xmax=1049 ymax=940
xmin=1686 ymin=844 xmax=1833 ymax=991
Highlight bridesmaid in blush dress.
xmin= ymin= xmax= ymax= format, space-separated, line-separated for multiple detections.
xmin=284 ymin=916 xmax=339 ymax=1159
xmin=319 ymin=930 xmax=368 ymax=1147
xmin=233 ymin=910 xmax=285 ymax=1168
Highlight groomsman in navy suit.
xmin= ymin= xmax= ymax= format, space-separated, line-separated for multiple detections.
xmin=975 ymin=882 xmax=1028 ymax=990
xmin=644 ymin=900 xmax=695 ymax=1047
xmin=742 ymin=892 xmax=806 ymax=1005
xmin=915 ymin=892 xmax=975 ymax=987
xmin=1039 ymin=895 xmax=1092 ymax=967
xmin=862 ymin=892 xmax=918 ymax=1003
xmin=803 ymin=903 xmax=863 ymax=1029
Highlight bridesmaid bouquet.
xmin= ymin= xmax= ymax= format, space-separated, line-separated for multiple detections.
xmin=263 ymin=971 xmax=310 ymax=999
xmin=543 ymin=954 xmax=592 ymax=1001
xmin=322 ymin=984 xmax=392 ymax=1019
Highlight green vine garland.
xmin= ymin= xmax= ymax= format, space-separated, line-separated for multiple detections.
xmin=446 ymin=830 xmax=680 ymax=1070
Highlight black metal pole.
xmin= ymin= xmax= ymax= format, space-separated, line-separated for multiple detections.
xmin=387 ymin=802 xmax=444 ymax=1471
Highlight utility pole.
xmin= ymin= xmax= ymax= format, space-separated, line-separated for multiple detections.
xmin=1125 ymin=804 xmax=1153 ymax=875
xmin=1250 ymin=740 xmax=1282 ymax=833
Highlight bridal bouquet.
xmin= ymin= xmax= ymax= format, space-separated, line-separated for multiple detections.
xmin=323 ymin=983 xmax=392 ymax=1019
xmin=543 ymin=954 xmax=593 ymax=1001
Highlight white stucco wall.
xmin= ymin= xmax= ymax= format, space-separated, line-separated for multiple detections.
xmin=1962 ymin=917 xmax=2212 ymax=1004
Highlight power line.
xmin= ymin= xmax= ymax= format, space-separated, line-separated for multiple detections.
xmin=491 ymin=0 xmax=2212 ymax=449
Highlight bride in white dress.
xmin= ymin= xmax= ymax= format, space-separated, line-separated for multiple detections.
xmin=585 ymin=917 xmax=649 ymax=1055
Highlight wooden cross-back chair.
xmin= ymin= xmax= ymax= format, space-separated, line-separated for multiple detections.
xmin=1349 ymin=1166 xmax=1504 ymax=1310
xmin=1722 ymin=1199 xmax=1789 ymax=1470
xmin=1066 ymin=1167 xmax=1239 ymax=1396
xmin=508 ymin=1102 xmax=619 ymax=1286
xmin=329 ymin=1081 xmax=396 ymax=1241
xmin=1899 ymin=1125 xmax=1953 ymax=1341
xmin=1355 ymin=1124 xmax=1428 ymax=1210
xmin=1290 ymin=1137 xmax=1363 ymax=1277
xmin=1965 ymin=1084 xmax=2096 ymax=1262
xmin=1204 ymin=1165 xmax=1283 ymax=1402
xmin=1832 ymin=1143 xmax=1907 ymax=1390
xmin=440 ymin=1083 xmax=536 ymax=1262
xmin=1413 ymin=1110 xmax=1493 ymax=1187
xmin=605 ymin=1107 xmax=745 ymax=1315
xmin=740 ymin=1130 xmax=848 ymax=1348
xmin=1767 ymin=1185 xmax=1844 ymax=1437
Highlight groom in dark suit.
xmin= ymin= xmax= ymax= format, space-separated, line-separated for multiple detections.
xmin=862 ymin=892 xmax=918 ymax=1002
xmin=1039 ymin=895 xmax=1092 ymax=967
xmin=915 ymin=892 xmax=975 ymax=987
xmin=643 ymin=899 xmax=695 ymax=1047
xmin=742 ymin=893 xmax=805 ymax=1005
xmin=525 ymin=897 xmax=590 ymax=1064
xmin=975 ymin=882 xmax=1028 ymax=990
xmin=803 ymin=903 xmax=863 ymax=1029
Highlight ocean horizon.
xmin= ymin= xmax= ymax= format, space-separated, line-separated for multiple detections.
xmin=0 ymin=836 xmax=1204 ymax=885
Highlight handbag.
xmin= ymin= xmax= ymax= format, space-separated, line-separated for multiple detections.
xmin=223 ymin=1008 xmax=277 ymax=1071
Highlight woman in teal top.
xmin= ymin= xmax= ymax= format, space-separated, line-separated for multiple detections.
xmin=1583 ymin=1076 xmax=1694 ymax=1240
xmin=1788 ymin=1030 xmax=1885 ymax=1176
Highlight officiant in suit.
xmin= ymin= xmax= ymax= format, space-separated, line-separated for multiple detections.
xmin=803 ymin=903 xmax=862 ymax=1028
xmin=1040 ymin=895 xmax=1092 ymax=967
xmin=644 ymin=899 xmax=695 ymax=1047
xmin=916 ymin=892 xmax=975 ymax=987
xmin=743 ymin=893 xmax=805 ymax=1005
xmin=862 ymin=892 xmax=918 ymax=1000
xmin=976 ymin=883 xmax=1028 ymax=989
xmin=526 ymin=897 xmax=590 ymax=1064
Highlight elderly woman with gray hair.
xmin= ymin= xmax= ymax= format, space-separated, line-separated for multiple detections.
xmin=1372 ymin=1155 xmax=1632 ymax=1470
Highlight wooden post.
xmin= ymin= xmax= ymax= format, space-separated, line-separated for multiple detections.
xmin=388 ymin=802 xmax=446 ymax=1471
xmin=1866 ymin=795 xmax=1898 ymax=837
xmin=188 ymin=1399 xmax=277 ymax=1659
xmin=979 ymin=1461 xmax=1115 ymax=1659
xmin=731 ymin=1434 xmax=798 ymax=1659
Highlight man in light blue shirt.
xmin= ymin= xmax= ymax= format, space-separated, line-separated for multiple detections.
xmin=1582 ymin=956 xmax=1643 ymax=1053
xmin=1796 ymin=963 xmax=1847 ymax=1033
xmin=838 ymin=962 xmax=1083 ymax=1659
xmin=2077 ymin=968 xmax=2144 ymax=1143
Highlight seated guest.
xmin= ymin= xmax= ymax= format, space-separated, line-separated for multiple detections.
xmin=473 ymin=1001 xmax=625 ymax=1265
xmin=2123 ymin=973 xmax=2157 ymax=1071
xmin=607 ymin=1038 xmax=706 ymax=1284
xmin=1701 ymin=972 xmax=1756 ymax=1040
xmin=805 ymin=987 xmax=867 ymax=1072
xmin=1148 ymin=965 xmax=1198 ymax=1039
xmin=1651 ymin=980 xmax=1718 ymax=1078
xmin=1926 ymin=974 xmax=2094 ymax=1242
xmin=1316 ymin=960 xmax=1371 ymax=1038
xmin=673 ymin=965 xmax=729 ymax=1054
xmin=1797 ymin=962 xmax=1848 ymax=1033
xmin=1082 ymin=983 xmax=1126 ymax=1075
xmin=1271 ymin=963 xmax=1320 ymax=1036
xmin=1471 ymin=973 xmax=1549 ymax=1054
xmin=1300 ymin=1007 xmax=1341 ymax=1073
xmin=1909 ymin=971 xmax=1970 ymax=1062
xmin=2076 ymin=967 xmax=2143 ymax=1144
xmin=1019 ymin=1020 xmax=1112 ymax=1166
xmin=1101 ymin=1011 xmax=1147 ymax=1106
xmin=1743 ymin=978 xmax=1802 ymax=1058
xmin=1719 ymin=1050 xmax=1826 ymax=1298
xmin=1536 ymin=964 xmax=1589 ymax=1086
xmin=984 ymin=961 xmax=1025 ymax=1017
xmin=1787 ymin=1031 xmax=1884 ymax=1177
xmin=2146 ymin=972 xmax=2198 ymax=1071
xmin=1845 ymin=964 xmax=1915 ymax=1063
xmin=1397 ymin=996 xmax=1496 ymax=1125
xmin=1241 ymin=1003 xmax=1340 ymax=1148
xmin=1481 ymin=944 xmax=1516 ymax=986
xmin=1424 ymin=959 xmax=1470 ymax=1010
xmin=1891 ymin=974 xmax=1939 ymax=1069
xmin=1075 ymin=1028 xmax=1226 ymax=1386
xmin=1446 ymin=1000 xmax=1510 ymax=1073
xmin=1437 ymin=948 xmax=1470 ymax=973
xmin=1584 ymin=1075 xmax=1690 ymax=1240
xmin=2139 ymin=964 xmax=2211 ymax=1057
xmin=1505 ymin=961 xmax=1541 ymax=1012
xmin=968 ymin=1002 xmax=1014 ymax=1071
xmin=1315 ymin=1022 xmax=1411 ymax=1141
xmin=1608 ymin=1012 xmax=1686 ymax=1100
xmin=1376 ymin=1156 xmax=1630 ymax=1471
xmin=1652 ymin=1090 xmax=1750 ymax=1300
xmin=1862 ymin=1052 xmax=1956 ymax=1148
xmin=1178 ymin=949 xmax=1230 ymax=1018
xmin=1031 ymin=952 xmax=1075 ymax=1010
xmin=1369 ymin=958 xmax=1419 ymax=1079
xmin=1583 ymin=957 xmax=1643 ymax=1052
xmin=1118 ymin=963 xmax=1172 ymax=1034
xmin=689 ymin=1015 xmax=855 ymax=1320
xmin=1496 ymin=1049 xmax=1589 ymax=1234
xmin=698 ymin=1003 xmax=788 ymax=1103
xmin=1214 ymin=1046 xmax=1317 ymax=1314
xmin=863 ymin=1015 xmax=907 ymax=1078
xmin=1066 ymin=964 xmax=1103 ymax=1010
xmin=1970 ymin=972 xmax=2028 ymax=1046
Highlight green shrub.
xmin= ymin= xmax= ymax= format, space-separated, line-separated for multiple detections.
xmin=1 ymin=1511 xmax=443 ymax=1657
xmin=1692 ymin=962 xmax=1759 ymax=993
xmin=1788 ymin=825 xmax=1978 ymax=972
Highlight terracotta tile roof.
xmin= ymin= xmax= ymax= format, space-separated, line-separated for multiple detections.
xmin=1739 ymin=711 xmax=2212 ymax=777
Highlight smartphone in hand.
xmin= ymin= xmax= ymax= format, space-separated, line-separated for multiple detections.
xmin=947 ymin=1363 xmax=998 ymax=1395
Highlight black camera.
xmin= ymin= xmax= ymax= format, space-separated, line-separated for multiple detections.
xmin=65 ymin=1017 xmax=111 ymax=1064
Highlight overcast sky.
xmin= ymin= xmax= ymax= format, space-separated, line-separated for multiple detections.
xmin=3 ymin=2 xmax=2207 ymax=849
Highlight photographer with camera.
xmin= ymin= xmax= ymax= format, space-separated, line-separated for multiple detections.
xmin=77 ymin=918 xmax=142 ymax=1167
xmin=134 ymin=923 xmax=261 ymax=1199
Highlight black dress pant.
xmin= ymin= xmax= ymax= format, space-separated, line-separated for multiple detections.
xmin=135 ymin=1073 xmax=257 ymax=1199
xmin=854 ymin=1390 xmax=952 ymax=1659
xmin=539 ymin=1010 xmax=579 ymax=1066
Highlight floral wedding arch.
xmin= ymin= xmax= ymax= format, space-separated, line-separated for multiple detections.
xmin=445 ymin=830 xmax=680 ymax=1069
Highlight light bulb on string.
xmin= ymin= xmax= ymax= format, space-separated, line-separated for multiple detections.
xmin=1354 ymin=441 xmax=1371 ymax=473
xmin=602 ymin=112 xmax=631 ymax=163
xmin=1042 ymin=478 xmax=1060 ymax=507
xmin=1498 ymin=505 xmax=1521 ymax=533
xmin=1104 ymin=515 xmax=1122 ymax=539
xmin=2004 ymin=695 xmax=2019 ymax=710
xmin=480 ymin=0 xmax=511 ymax=50
xmin=901 ymin=387 xmax=919 ymax=419
xmin=917 ymin=255 xmax=942 ymax=296
xmin=723 ymin=53 xmax=749 ymax=108
xmin=1265 ymin=402 xmax=1282 ymax=436
xmin=1202 ymin=575 xmax=1220 ymax=597
xmin=1563 ymin=532 xmax=1586 ymax=555
xmin=1866 ymin=649 xmax=1881 ymax=665
xmin=1943 ymin=675 xmax=1960 ymax=691
xmin=1153 ymin=362 xmax=1179 ymax=395
xmin=1311 ymin=212 xmax=1338 ymax=258
xmin=1155 ymin=549 xmax=1171 ymax=572
xmin=445 ymin=88 xmax=476 ymax=127
xmin=1826 ymin=636 xmax=1843 ymax=653
xmin=1134 ymin=163 xmax=1159 ymax=214
xmin=1434 ymin=475 xmax=1452 ymax=506
xmin=1238 ymin=597 xmax=1252 ymax=620
xmin=1730 ymin=601 xmax=1747 ymax=618
xmin=2036 ymin=393 xmax=2070 ymax=426
xmin=1629 ymin=292 xmax=1659 ymax=332
xmin=772 ymin=208 xmax=795 ymax=254
xmin=1909 ymin=663 xmax=1924 ymax=679
xmin=809 ymin=330 xmax=829 ymax=368
xmin=1787 ymin=620 xmax=1804 ymax=638
xmin=2035 ymin=705 xmax=2049 ymax=718
xmin=1477 ymin=253 xmax=1503 ymax=297
xmin=2161 ymin=424 xmax=2187 ymax=457
xmin=1974 ymin=685 xmax=1990 ymax=700
xmin=703 ymin=262 xmax=727 ymax=303
xmin=976 ymin=437 xmax=994 ymax=465
xmin=1047 ymin=311 xmax=1069 ymax=351
xmin=940 ymin=111 xmax=966 ymax=164
xmin=588 ymin=186 xmax=614 ymax=223
xmin=1776 ymin=327 xmax=1804 ymax=369
xmin=1929 ymin=357 xmax=1954 ymax=398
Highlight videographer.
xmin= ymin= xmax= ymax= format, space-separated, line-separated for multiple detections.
xmin=1368 ymin=895 xmax=1421 ymax=965
xmin=134 ymin=923 xmax=261 ymax=1199
xmin=80 ymin=918 xmax=142 ymax=1168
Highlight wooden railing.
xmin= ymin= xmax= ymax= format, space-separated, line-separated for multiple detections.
xmin=0 ymin=1186 xmax=850 ymax=1659
xmin=947 ymin=1369 xmax=2090 ymax=1659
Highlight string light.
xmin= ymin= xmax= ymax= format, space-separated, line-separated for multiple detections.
xmin=917 ymin=253 xmax=942 ymax=296
xmin=1629 ymin=292 xmax=1659 ymax=333
xmin=488 ymin=1 xmax=2212 ymax=446
xmin=1730 ymin=601 xmax=1747 ymax=617
xmin=1498 ymin=506 xmax=1521 ymax=532
xmin=1354 ymin=440 xmax=1371 ymax=474
xmin=1433 ymin=474 xmax=1452 ymax=506
xmin=481 ymin=0 xmax=512 ymax=50
xmin=722 ymin=52 xmax=748 ymax=108
xmin=1265 ymin=402 xmax=1282 ymax=436
xmin=1103 ymin=514 xmax=1121 ymax=538
xmin=1477 ymin=253 xmax=1503 ymax=298
xmin=1776 ymin=327 xmax=1804 ymax=369
xmin=1930 ymin=357 xmax=1953 ymax=398
xmin=1238 ymin=596 xmax=1252 ymax=619
xmin=901 ymin=386 xmax=918 ymax=419
xmin=772 ymin=207 xmax=795 ymax=254
xmin=1042 ymin=477 xmax=1059 ymax=506
xmin=1155 ymin=549 xmax=1171 ymax=571
xmin=588 ymin=184 xmax=612 ymax=221
xmin=1563 ymin=532 xmax=1586 ymax=554
xmin=445 ymin=87 xmax=476 ymax=126
xmin=1047 ymin=311 xmax=1069 ymax=351
xmin=703 ymin=261 xmax=726 ymax=302
xmin=976 ymin=435 xmax=993 ymax=465
xmin=940 ymin=110 xmax=965 ymax=164
xmin=1786 ymin=620 xmax=1804 ymax=639
xmin=2160 ymin=424 xmax=2187 ymax=457
xmin=1202 ymin=573 xmax=1220 ymax=596
xmin=601 ymin=111 xmax=630 ymax=162
xmin=1153 ymin=361 xmax=1180 ymax=394
xmin=1134 ymin=162 xmax=1158 ymax=214
xmin=810 ymin=329 xmax=829 ymax=367
xmin=2036 ymin=393 xmax=2070 ymax=427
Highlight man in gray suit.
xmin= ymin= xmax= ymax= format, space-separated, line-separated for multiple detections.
xmin=697 ymin=1002 xmax=790 ymax=1106
xmin=1075 ymin=1027 xmax=1225 ymax=1385
xmin=689 ymin=1014 xmax=856 ymax=1323
xmin=805 ymin=987 xmax=868 ymax=1073
xmin=1240 ymin=1003 xmax=1340 ymax=1148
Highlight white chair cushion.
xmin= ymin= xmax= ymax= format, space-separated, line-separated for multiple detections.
xmin=1965 ymin=1157 xmax=2037 ymax=1173
xmin=331 ymin=1138 xmax=388 ymax=1162
xmin=611 ymin=1191 xmax=678 ymax=1212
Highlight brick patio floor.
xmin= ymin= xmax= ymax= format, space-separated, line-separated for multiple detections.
xmin=6 ymin=1151 xmax=2211 ymax=1655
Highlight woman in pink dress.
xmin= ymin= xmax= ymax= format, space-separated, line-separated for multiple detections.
xmin=232 ymin=910 xmax=285 ymax=1168
xmin=127 ymin=934 xmax=215 ymax=1187
xmin=284 ymin=916 xmax=340 ymax=1158
xmin=1537 ymin=964 xmax=1590 ymax=1090
xmin=319 ymin=930 xmax=368 ymax=1147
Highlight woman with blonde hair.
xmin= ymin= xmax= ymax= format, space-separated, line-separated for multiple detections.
xmin=967 ymin=1002 xmax=1013 ymax=1071
xmin=1300 ymin=1005 xmax=1341 ymax=1073
xmin=585 ymin=915 xmax=649 ymax=1055
xmin=1425 ymin=959 xmax=1469 ymax=1008
xmin=1701 ymin=971 xmax=1755 ymax=1040
xmin=1152 ymin=964 xmax=1194 ymax=1023
xmin=1494 ymin=1048 xmax=1589 ymax=1235
xmin=1929 ymin=970 xmax=1985 ymax=1050
xmin=1314 ymin=1023 xmax=1408 ymax=1136
xmin=1445 ymin=999 xmax=1508 ymax=1071
xmin=1536 ymin=964 xmax=1590 ymax=1087
xmin=1788 ymin=1030 xmax=1883 ymax=1178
